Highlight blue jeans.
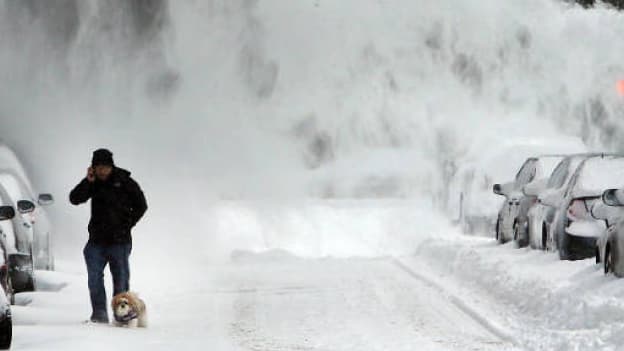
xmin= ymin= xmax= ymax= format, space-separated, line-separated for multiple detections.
xmin=83 ymin=242 xmax=132 ymax=321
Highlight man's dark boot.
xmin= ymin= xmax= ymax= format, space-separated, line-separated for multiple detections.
xmin=89 ymin=312 xmax=109 ymax=324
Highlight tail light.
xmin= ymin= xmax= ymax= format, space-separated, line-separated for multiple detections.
xmin=567 ymin=198 xmax=597 ymax=221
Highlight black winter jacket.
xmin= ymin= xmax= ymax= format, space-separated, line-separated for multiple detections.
xmin=69 ymin=167 xmax=148 ymax=245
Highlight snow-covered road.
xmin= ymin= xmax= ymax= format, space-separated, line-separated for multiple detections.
xmin=224 ymin=253 xmax=515 ymax=351
xmin=9 ymin=252 xmax=517 ymax=351
xmin=7 ymin=199 xmax=624 ymax=351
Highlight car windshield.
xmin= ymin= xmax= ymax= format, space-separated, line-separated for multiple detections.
xmin=548 ymin=156 xmax=589 ymax=189
xmin=515 ymin=159 xmax=537 ymax=186
xmin=574 ymin=157 xmax=624 ymax=195
xmin=547 ymin=159 xmax=569 ymax=189
xmin=536 ymin=156 xmax=564 ymax=180
xmin=0 ymin=173 xmax=30 ymax=203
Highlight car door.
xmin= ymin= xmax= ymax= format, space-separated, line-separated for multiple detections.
xmin=550 ymin=163 xmax=585 ymax=248
xmin=502 ymin=159 xmax=537 ymax=239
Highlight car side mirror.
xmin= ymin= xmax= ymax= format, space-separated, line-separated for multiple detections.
xmin=0 ymin=206 xmax=15 ymax=221
xmin=603 ymin=189 xmax=624 ymax=207
xmin=38 ymin=193 xmax=54 ymax=206
xmin=17 ymin=200 xmax=36 ymax=214
xmin=523 ymin=179 xmax=547 ymax=197
xmin=591 ymin=201 xmax=622 ymax=221
xmin=539 ymin=189 xmax=562 ymax=208
xmin=493 ymin=184 xmax=503 ymax=196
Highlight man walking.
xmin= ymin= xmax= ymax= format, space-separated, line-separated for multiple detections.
xmin=70 ymin=149 xmax=148 ymax=323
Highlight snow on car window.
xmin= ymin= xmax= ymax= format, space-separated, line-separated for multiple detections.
xmin=516 ymin=159 xmax=537 ymax=186
xmin=547 ymin=159 xmax=569 ymax=189
xmin=536 ymin=156 xmax=564 ymax=179
xmin=0 ymin=174 xmax=28 ymax=202
xmin=575 ymin=157 xmax=624 ymax=194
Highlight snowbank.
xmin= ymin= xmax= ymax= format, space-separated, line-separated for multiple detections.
xmin=410 ymin=234 xmax=624 ymax=350
xmin=199 ymin=199 xmax=455 ymax=261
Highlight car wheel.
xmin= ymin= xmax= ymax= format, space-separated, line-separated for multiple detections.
xmin=6 ymin=279 xmax=13 ymax=306
xmin=24 ymin=275 xmax=34 ymax=293
xmin=28 ymin=247 xmax=36 ymax=291
xmin=596 ymin=248 xmax=601 ymax=264
xmin=605 ymin=246 xmax=614 ymax=275
xmin=0 ymin=311 xmax=11 ymax=350
xmin=513 ymin=221 xmax=528 ymax=248
xmin=513 ymin=221 xmax=521 ymax=247
xmin=557 ymin=229 xmax=570 ymax=260
xmin=496 ymin=219 xmax=504 ymax=244
xmin=528 ymin=218 xmax=537 ymax=249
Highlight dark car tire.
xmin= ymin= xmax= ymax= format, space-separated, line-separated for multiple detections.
xmin=6 ymin=279 xmax=13 ymax=307
xmin=10 ymin=251 xmax=36 ymax=293
xmin=23 ymin=275 xmax=35 ymax=293
xmin=496 ymin=219 xmax=504 ymax=244
xmin=605 ymin=246 xmax=614 ymax=275
xmin=557 ymin=230 xmax=570 ymax=260
xmin=0 ymin=313 xmax=12 ymax=350
xmin=596 ymin=248 xmax=601 ymax=264
xmin=513 ymin=221 xmax=528 ymax=248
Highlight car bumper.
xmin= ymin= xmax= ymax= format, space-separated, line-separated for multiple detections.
xmin=564 ymin=233 xmax=597 ymax=260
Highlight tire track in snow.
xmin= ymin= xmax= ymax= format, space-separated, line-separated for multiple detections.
xmin=391 ymin=258 xmax=520 ymax=348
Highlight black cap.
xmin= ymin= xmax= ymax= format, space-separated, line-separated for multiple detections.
xmin=92 ymin=149 xmax=114 ymax=167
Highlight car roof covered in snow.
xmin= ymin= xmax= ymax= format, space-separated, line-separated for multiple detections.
xmin=573 ymin=157 xmax=624 ymax=197
xmin=0 ymin=169 xmax=32 ymax=202
xmin=531 ymin=155 xmax=566 ymax=179
xmin=0 ymin=145 xmax=34 ymax=194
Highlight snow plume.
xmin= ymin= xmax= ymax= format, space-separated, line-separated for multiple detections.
xmin=0 ymin=1 xmax=623 ymax=259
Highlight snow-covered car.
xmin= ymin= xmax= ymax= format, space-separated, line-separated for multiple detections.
xmin=0 ymin=207 xmax=15 ymax=305
xmin=0 ymin=179 xmax=37 ymax=293
xmin=525 ymin=154 xmax=605 ymax=250
xmin=542 ymin=156 xmax=624 ymax=260
xmin=0 ymin=206 xmax=14 ymax=350
xmin=453 ymin=148 xmax=546 ymax=236
xmin=0 ymin=284 xmax=10 ymax=350
xmin=493 ymin=155 xmax=564 ymax=246
xmin=451 ymin=136 xmax=586 ymax=236
xmin=592 ymin=189 xmax=624 ymax=276
xmin=0 ymin=145 xmax=55 ymax=271
xmin=0 ymin=169 xmax=54 ymax=271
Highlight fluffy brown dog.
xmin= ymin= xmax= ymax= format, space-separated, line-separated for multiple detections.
xmin=111 ymin=292 xmax=147 ymax=328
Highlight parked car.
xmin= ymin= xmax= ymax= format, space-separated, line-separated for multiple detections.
xmin=0 ymin=144 xmax=54 ymax=271
xmin=592 ymin=189 xmax=624 ymax=276
xmin=0 ymin=206 xmax=15 ymax=350
xmin=541 ymin=156 xmax=624 ymax=260
xmin=0 ymin=179 xmax=36 ymax=293
xmin=0 ymin=288 xmax=10 ymax=350
xmin=454 ymin=147 xmax=550 ymax=235
xmin=525 ymin=154 xmax=607 ymax=250
xmin=493 ymin=155 xmax=564 ymax=246
xmin=0 ymin=169 xmax=54 ymax=271
xmin=0 ymin=236 xmax=13 ymax=307
xmin=452 ymin=137 xmax=586 ymax=236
